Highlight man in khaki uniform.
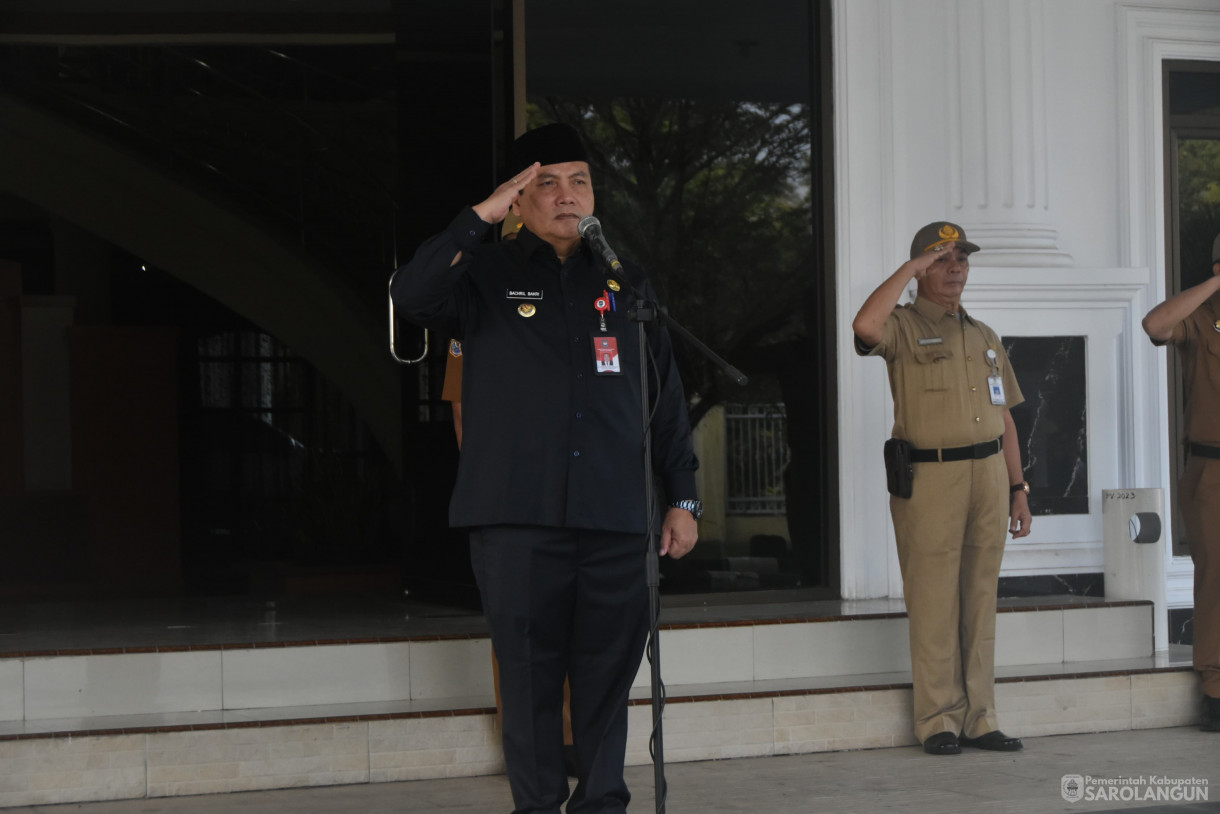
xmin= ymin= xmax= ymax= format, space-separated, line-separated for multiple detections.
xmin=1141 ymin=232 xmax=1220 ymax=732
xmin=853 ymin=222 xmax=1032 ymax=756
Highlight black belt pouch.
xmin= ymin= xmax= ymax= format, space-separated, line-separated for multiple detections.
xmin=883 ymin=438 xmax=915 ymax=499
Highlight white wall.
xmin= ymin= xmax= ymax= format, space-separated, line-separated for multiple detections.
xmin=833 ymin=0 xmax=1220 ymax=603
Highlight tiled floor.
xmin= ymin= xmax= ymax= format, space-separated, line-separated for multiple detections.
xmin=0 ymin=593 xmax=486 ymax=655
xmin=3 ymin=725 xmax=1215 ymax=813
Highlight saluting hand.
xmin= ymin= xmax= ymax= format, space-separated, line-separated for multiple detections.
xmin=660 ymin=507 xmax=698 ymax=559
xmin=472 ymin=162 xmax=540 ymax=225
xmin=909 ymin=240 xmax=955 ymax=281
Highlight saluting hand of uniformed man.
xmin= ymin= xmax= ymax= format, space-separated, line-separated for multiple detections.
xmin=473 ymin=161 xmax=541 ymax=224
xmin=909 ymin=240 xmax=957 ymax=281
xmin=1142 ymin=249 xmax=1220 ymax=342
xmin=437 ymin=163 xmax=543 ymax=268
xmin=853 ymin=242 xmax=961 ymax=346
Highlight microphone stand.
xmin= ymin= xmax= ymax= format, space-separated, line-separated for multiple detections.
xmin=625 ymin=282 xmax=746 ymax=814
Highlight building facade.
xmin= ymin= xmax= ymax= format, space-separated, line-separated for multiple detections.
xmin=0 ymin=0 xmax=1217 ymax=627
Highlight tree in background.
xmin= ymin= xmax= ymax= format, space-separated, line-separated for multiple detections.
xmin=1177 ymin=138 xmax=1220 ymax=287
xmin=531 ymin=97 xmax=816 ymax=427
xmin=530 ymin=98 xmax=830 ymax=587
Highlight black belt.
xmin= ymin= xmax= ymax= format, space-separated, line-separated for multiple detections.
xmin=1188 ymin=442 xmax=1220 ymax=460
xmin=910 ymin=436 xmax=1003 ymax=463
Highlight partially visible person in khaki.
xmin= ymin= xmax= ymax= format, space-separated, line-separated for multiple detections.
xmin=441 ymin=338 xmax=465 ymax=443
xmin=853 ymin=221 xmax=1032 ymax=756
xmin=1141 ymin=231 xmax=1220 ymax=733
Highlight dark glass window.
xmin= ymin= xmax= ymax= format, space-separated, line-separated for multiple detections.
xmin=525 ymin=0 xmax=835 ymax=596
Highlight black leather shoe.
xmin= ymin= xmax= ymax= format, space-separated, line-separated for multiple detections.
xmin=960 ymin=730 xmax=1023 ymax=751
xmin=922 ymin=731 xmax=960 ymax=755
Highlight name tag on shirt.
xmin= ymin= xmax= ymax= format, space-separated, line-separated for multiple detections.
xmin=918 ymin=337 xmax=943 ymax=346
xmin=988 ymin=375 xmax=1007 ymax=405
xmin=506 ymin=289 xmax=543 ymax=300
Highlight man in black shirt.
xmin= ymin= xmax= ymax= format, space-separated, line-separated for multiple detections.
xmin=391 ymin=123 xmax=700 ymax=813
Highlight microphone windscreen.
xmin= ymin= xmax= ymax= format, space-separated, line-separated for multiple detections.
xmin=577 ymin=215 xmax=601 ymax=238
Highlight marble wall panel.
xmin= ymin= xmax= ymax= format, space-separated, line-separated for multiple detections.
xmin=1004 ymin=336 xmax=1089 ymax=516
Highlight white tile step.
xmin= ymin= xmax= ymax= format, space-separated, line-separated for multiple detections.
xmin=0 ymin=600 xmax=1156 ymax=724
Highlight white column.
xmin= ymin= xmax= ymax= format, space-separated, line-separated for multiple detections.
xmin=947 ymin=0 xmax=1071 ymax=267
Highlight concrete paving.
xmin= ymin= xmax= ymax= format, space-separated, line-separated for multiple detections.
xmin=14 ymin=726 xmax=1219 ymax=813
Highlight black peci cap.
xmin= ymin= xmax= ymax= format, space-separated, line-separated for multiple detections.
xmin=507 ymin=123 xmax=589 ymax=179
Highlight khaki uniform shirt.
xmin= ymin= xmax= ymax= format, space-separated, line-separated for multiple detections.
xmin=1161 ymin=292 xmax=1220 ymax=446
xmin=856 ymin=296 xmax=1023 ymax=448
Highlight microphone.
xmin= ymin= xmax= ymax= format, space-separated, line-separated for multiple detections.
xmin=577 ymin=215 xmax=623 ymax=274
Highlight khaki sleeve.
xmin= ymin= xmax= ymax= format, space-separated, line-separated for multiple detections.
xmin=441 ymin=344 xmax=463 ymax=403
xmin=1159 ymin=315 xmax=1193 ymax=348
xmin=854 ymin=308 xmax=901 ymax=363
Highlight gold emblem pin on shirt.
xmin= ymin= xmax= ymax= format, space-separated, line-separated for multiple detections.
xmin=1214 ymin=319 xmax=1220 ymax=333
xmin=607 ymin=279 xmax=621 ymax=292
xmin=518 ymin=304 xmax=536 ymax=318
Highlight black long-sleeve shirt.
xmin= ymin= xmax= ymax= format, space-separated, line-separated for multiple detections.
xmin=391 ymin=207 xmax=699 ymax=534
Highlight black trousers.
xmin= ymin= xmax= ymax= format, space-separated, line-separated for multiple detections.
xmin=470 ymin=526 xmax=649 ymax=814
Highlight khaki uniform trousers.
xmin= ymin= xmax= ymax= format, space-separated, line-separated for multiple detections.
xmin=891 ymin=452 xmax=1008 ymax=743
xmin=1180 ymin=454 xmax=1220 ymax=698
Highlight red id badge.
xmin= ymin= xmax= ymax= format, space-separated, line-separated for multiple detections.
xmin=592 ymin=333 xmax=621 ymax=375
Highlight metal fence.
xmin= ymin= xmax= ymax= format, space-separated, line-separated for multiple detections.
xmin=724 ymin=403 xmax=789 ymax=515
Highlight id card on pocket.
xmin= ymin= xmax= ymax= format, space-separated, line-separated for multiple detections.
xmin=593 ymin=333 xmax=621 ymax=375
xmin=988 ymin=375 xmax=1007 ymax=405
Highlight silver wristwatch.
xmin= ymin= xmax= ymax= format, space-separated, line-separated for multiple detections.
xmin=670 ymin=499 xmax=703 ymax=520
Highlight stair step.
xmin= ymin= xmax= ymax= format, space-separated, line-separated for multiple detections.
xmin=0 ymin=597 xmax=1194 ymax=808
xmin=1 ymin=599 xmax=1156 ymax=724
xmin=0 ymin=655 xmax=1198 ymax=808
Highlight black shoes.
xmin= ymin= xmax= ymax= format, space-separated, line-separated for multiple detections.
xmin=922 ymin=731 xmax=960 ymax=755
xmin=960 ymin=730 xmax=1023 ymax=751
xmin=1202 ymin=696 xmax=1220 ymax=733
xmin=924 ymin=728 xmax=1024 ymax=755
